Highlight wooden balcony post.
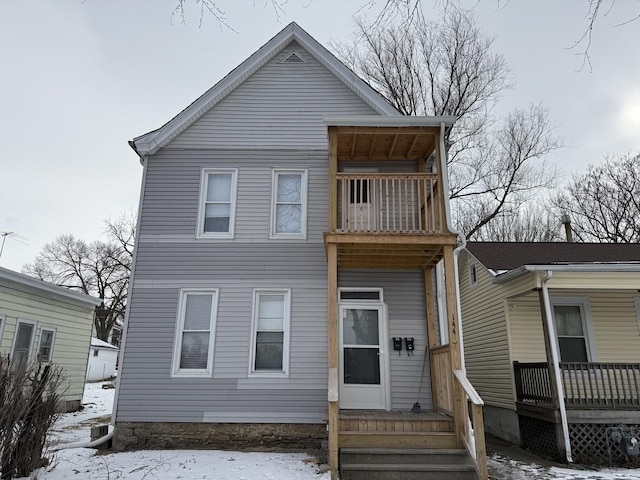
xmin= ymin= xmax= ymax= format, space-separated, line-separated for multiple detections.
xmin=443 ymin=244 xmax=466 ymax=447
xmin=327 ymin=242 xmax=339 ymax=480
xmin=424 ymin=267 xmax=439 ymax=410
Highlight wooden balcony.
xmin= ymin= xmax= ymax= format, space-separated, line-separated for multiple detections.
xmin=325 ymin=172 xmax=454 ymax=270
xmin=514 ymin=361 xmax=640 ymax=409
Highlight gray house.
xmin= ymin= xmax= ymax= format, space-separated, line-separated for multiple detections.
xmin=114 ymin=23 xmax=487 ymax=480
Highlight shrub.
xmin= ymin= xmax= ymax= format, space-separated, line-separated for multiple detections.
xmin=0 ymin=356 xmax=64 ymax=480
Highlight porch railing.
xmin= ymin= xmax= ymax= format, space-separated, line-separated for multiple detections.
xmin=336 ymin=173 xmax=442 ymax=234
xmin=514 ymin=361 xmax=640 ymax=409
xmin=453 ymin=369 xmax=488 ymax=480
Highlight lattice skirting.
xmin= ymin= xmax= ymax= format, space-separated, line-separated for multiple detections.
xmin=568 ymin=423 xmax=640 ymax=466
xmin=518 ymin=416 xmax=560 ymax=461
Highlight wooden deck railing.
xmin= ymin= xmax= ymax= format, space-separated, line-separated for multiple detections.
xmin=514 ymin=361 xmax=640 ymax=409
xmin=431 ymin=345 xmax=453 ymax=413
xmin=453 ymin=369 xmax=488 ymax=480
xmin=336 ymin=173 xmax=442 ymax=233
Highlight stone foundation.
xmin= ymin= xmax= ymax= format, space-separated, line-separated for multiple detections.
xmin=113 ymin=422 xmax=327 ymax=454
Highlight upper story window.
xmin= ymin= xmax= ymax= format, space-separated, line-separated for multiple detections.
xmin=172 ymin=290 xmax=219 ymax=377
xmin=469 ymin=263 xmax=478 ymax=286
xmin=38 ymin=327 xmax=56 ymax=362
xmin=270 ymin=169 xmax=307 ymax=239
xmin=197 ymin=169 xmax=238 ymax=238
xmin=250 ymin=289 xmax=291 ymax=376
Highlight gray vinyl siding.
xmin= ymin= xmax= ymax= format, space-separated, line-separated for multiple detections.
xmin=339 ymin=270 xmax=431 ymax=411
xmin=170 ymin=41 xmax=377 ymax=151
xmin=118 ymin=37 xmax=428 ymax=424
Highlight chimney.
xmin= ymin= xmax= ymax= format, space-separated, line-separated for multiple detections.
xmin=560 ymin=214 xmax=573 ymax=243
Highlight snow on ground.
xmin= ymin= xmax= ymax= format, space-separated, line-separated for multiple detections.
xmin=21 ymin=382 xmax=640 ymax=479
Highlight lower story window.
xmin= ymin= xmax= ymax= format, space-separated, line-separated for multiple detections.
xmin=12 ymin=321 xmax=35 ymax=368
xmin=251 ymin=290 xmax=290 ymax=376
xmin=38 ymin=327 xmax=56 ymax=362
xmin=172 ymin=290 xmax=218 ymax=377
xmin=552 ymin=298 xmax=595 ymax=363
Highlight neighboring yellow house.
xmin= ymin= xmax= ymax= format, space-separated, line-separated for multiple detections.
xmin=0 ymin=266 xmax=101 ymax=411
xmin=459 ymin=242 xmax=640 ymax=465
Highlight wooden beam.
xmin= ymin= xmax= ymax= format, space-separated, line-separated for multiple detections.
xmin=425 ymin=267 xmax=439 ymax=411
xmin=324 ymin=232 xmax=457 ymax=245
xmin=443 ymin=245 xmax=465 ymax=448
xmin=329 ymin=127 xmax=338 ymax=232
xmin=336 ymin=126 xmax=437 ymax=135
xmin=405 ymin=134 xmax=420 ymax=159
xmin=327 ymin=242 xmax=339 ymax=480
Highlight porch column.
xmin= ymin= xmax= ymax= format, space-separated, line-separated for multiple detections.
xmin=443 ymin=244 xmax=466 ymax=447
xmin=538 ymin=288 xmax=568 ymax=461
xmin=327 ymin=242 xmax=339 ymax=480
xmin=424 ymin=267 xmax=439 ymax=410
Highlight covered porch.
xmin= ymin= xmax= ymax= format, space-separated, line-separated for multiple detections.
xmin=323 ymin=117 xmax=487 ymax=480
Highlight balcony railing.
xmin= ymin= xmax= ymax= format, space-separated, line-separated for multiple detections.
xmin=336 ymin=173 xmax=442 ymax=234
xmin=514 ymin=361 xmax=640 ymax=409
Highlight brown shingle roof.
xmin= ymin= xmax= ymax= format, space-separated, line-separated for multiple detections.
xmin=466 ymin=242 xmax=640 ymax=272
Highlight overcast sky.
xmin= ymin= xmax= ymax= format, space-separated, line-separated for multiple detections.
xmin=1 ymin=1 xmax=639 ymax=272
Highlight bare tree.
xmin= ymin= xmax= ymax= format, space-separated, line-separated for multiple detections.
xmin=554 ymin=153 xmax=640 ymax=243
xmin=22 ymin=213 xmax=135 ymax=342
xmin=472 ymin=203 xmax=563 ymax=242
xmin=334 ymin=7 xmax=562 ymax=238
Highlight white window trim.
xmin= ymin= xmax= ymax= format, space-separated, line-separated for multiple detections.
xmin=550 ymin=297 xmax=597 ymax=362
xmin=38 ymin=326 xmax=56 ymax=363
xmin=248 ymin=289 xmax=291 ymax=378
xmin=270 ymin=169 xmax=308 ymax=240
xmin=11 ymin=319 xmax=37 ymax=364
xmin=171 ymin=289 xmax=219 ymax=378
xmin=338 ymin=287 xmax=384 ymax=303
xmin=436 ymin=261 xmax=449 ymax=345
xmin=469 ymin=263 xmax=478 ymax=287
xmin=196 ymin=168 xmax=238 ymax=239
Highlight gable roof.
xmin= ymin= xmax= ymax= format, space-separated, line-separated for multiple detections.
xmin=467 ymin=242 xmax=640 ymax=273
xmin=130 ymin=22 xmax=401 ymax=157
xmin=0 ymin=266 xmax=102 ymax=307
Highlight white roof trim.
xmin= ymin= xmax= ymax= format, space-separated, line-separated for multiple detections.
xmin=0 ymin=267 xmax=102 ymax=307
xmin=493 ymin=263 xmax=640 ymax=284
xmin=131 ymin=22 xmax=401 ymax=157
xmin=323 ymin=115 xmax=457 ymax=127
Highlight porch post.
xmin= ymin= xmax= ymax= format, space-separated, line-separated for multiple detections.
xmin=538 ymin=288 xmax=568 ymax=461
xmin=424 ymin=267 xmax=439 ymax=410
xmin=327 ymin=242 xmax=339 ymax=480
xmin=443 ymin=244 xmax=466 ymax=447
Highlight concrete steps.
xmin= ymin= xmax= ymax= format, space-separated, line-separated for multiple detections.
xmin=340 ymin=447 xmax=478 ymax=480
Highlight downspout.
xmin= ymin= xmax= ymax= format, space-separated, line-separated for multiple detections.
xmin=439 ymin=123 xmax=466 ymax=371
xmin=53 ymin=430 xmax=114 ymax=451
xmin=540 ymin=270 xmax=573 ymax=463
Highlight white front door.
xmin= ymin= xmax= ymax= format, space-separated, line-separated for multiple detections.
xmin=339 ymin=303 xmax=388 ymax=409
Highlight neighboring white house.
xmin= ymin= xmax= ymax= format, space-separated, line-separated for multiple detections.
xmin=86 ymin=337 xmax=119 ymax=381
xmin=0 ymin=266 xmax=101 ymax=411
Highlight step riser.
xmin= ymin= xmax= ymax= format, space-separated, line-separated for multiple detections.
xmin=341 ymin=470 xmax=477 ymax=480
xmin=341 ymin=452 xmax=473 ymax=464
xmin=339 ymin=433 xmax=457 ymax=449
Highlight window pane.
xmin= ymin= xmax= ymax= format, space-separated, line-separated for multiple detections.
xmin=558 ymin=337 xmax=588 ymax=362
xmin=343 ymin=309 xmax=379 ymax=345
xmin=180 ymin=332 xmax=209 ymax=369
xmin=344 ymin=348 xmax=380 ymax=384
xmin=204 ymin=204 xmax=230 ymax=233
xmin=275 ymin=205 xmax=301 ymax=233
xmin=206 ymin=174 xmax=232 ymax=202
xmin=39 ymin=330 xmax=54 ymax=361
xmin=15 ymin=324 xmax=33 ymax=351
xmin=184 ymin=294 xmax=212 ymax=330
xmin=255 ymin=332 xmax=283 ymax=370
xmin=277 ymin=174 xmax=301 ymax=202
xmin=554 ymin=305 xmax=584 ymax=336
xmin=258 ymin=295 xmax=285 ymax=331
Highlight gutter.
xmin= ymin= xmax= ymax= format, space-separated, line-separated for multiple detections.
xmin=540 ymin=270 xmax=573 ymax=463
xmin=438 ymin=122 xmax=466 ymax=371
xmin=493 ymin=263 xmax=640 ymax=284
